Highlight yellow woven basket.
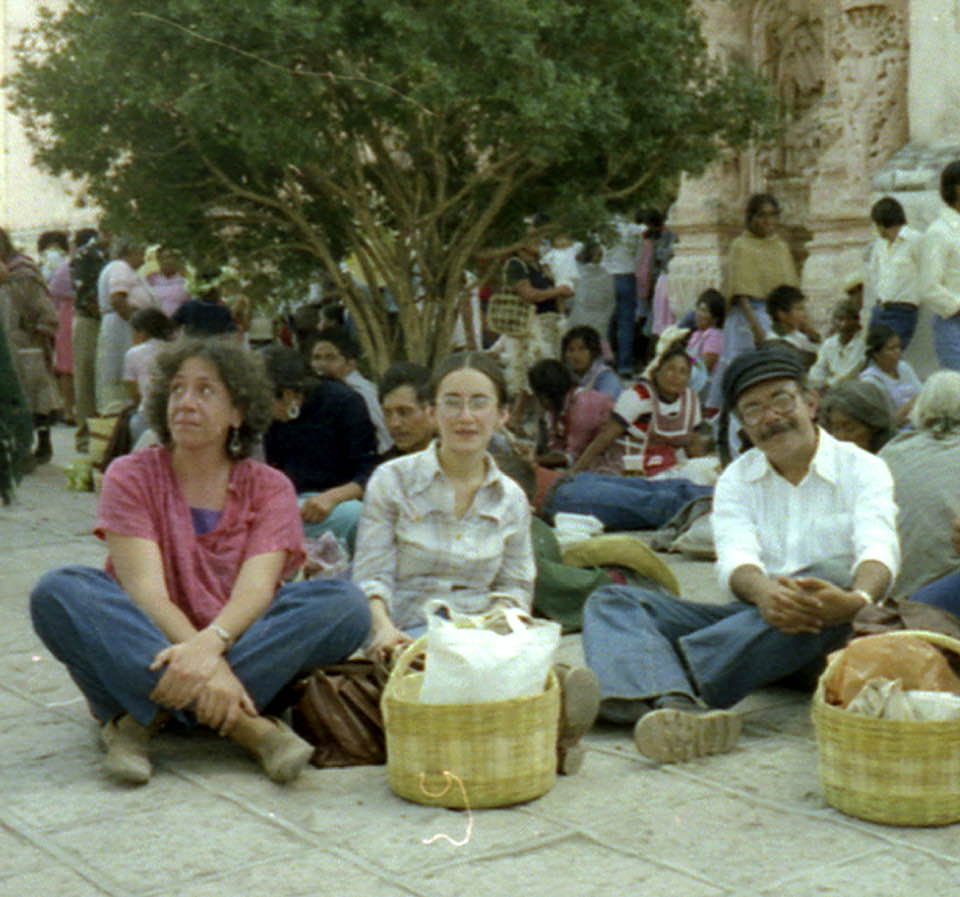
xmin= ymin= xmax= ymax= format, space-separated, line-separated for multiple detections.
xmin=812 ymin=629 xmax=960 ymax=826
xmin=382 ymin=637 xmax=559 ymax=808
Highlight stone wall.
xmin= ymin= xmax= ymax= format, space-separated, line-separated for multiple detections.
xmin=669 ymin=0 xmax=911 ymax=327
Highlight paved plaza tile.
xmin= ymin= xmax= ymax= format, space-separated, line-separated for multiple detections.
xmin=1 ymin=428 xmax=956 ymax=897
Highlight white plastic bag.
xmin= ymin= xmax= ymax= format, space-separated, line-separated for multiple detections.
xmin=419 ymin=601 xmax=561 ymax=705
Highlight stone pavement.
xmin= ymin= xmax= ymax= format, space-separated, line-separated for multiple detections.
xmin=2 ymin=428 xmax=958 ymax=897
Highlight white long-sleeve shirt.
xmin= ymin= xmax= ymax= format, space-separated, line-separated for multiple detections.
xmin=712 ymin=428 xmax=899 ymax=594
xmin=919 ymin=206 xmax=960 ymax=318
xmin=868 ymin=226 xmax=922 ymax=306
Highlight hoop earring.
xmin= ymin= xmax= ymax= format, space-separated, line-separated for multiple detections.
xmin=227 ymin=427 xmax=242 ymax=458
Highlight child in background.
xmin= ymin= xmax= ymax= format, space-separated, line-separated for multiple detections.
xmin=764 ymin=285 xmax=819 ymax=367
xmin=122 ymin=308 xmax=174 ymax=444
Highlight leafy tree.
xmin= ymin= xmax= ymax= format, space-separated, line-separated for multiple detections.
xmin=9 ymin=0 xmax=775 ymax=371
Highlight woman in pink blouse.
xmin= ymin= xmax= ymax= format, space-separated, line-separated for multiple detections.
xmin=31 ymin=340 xmax=369 ymax=785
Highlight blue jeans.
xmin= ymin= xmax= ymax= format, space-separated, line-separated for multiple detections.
xmin=300 ymin=496 xmax=363 ymax=554
xmin=544 ymin=473 xmax=713 ymax=531
xmin=933 ymin=314 xmax=960 ymax=371
xmin=30 ymin=566 xmax=370 ymax=726
xmin=612 ymin=273 xmax=638 ymax=375
xmin=910 ymin=569 xmax=960 ymax=614
xmin=870 ymin=303 xmax=918 ymax=350
xmin=582 ymin=584 xmax=850 ymax=715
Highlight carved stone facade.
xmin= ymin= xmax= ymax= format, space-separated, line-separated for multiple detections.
xmin=669 ymin=0 xmax=911 ymax=326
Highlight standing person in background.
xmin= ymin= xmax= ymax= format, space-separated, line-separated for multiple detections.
xmin=123 ymin=308 xmax=176 ymax=444
xmin=636 ymin=209 xmax=677 ymax=342
xmin=46 ymin=237 xmax=78 ymax=426
xmin=147 ymin=247 xmax=191 ymax=318
xmin=604 ymin=213 xmax=646 ymax=376
xmin=707 ymin=194 xmax=799 ymax=409
xmin=687 ymin=288 xmax=725 ymax=402
xmin=37 ymin=231 xmax=68 ymax=280
xmin=866 ymin=197 xmax=922 ymax=350
xmin=310 ymin=326 xmax=392 ymax=455
xmin=920 ymin=160 xmax=960 ymax=370
xmin=567 ymin=243 xmax=615 ymax=343
xmin=95 ymin=239 xmax=155 ymax=413
xmin=0 ymin=228 xmax=61 ymax=465
xmin=70 ymin=228 xmax=108 ymax=452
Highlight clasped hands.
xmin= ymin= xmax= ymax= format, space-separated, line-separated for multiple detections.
xmin=149 ymin=630 xmax=256 ymax=735
xmin=755 ymin=576 xmax=868 ymax=635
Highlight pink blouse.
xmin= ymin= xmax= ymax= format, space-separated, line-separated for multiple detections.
xmin=95 ymin=447 xmax=305 ymax=628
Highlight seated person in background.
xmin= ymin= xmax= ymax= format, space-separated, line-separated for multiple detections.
xmin=528 ymin=359 xmax=613 ymax=470
xmin=574 ymin=326 xmax=701 ymax=478
xmin=808 ymin=299 xmax=864 ymax=392
xmin=582 ymin=347 xmax=898 ymax=762
xmin=687 ymin=289 xmax=725 ymax=401
xmin=123 ymin=308 xmax=175 ymax=444
xmin=171 ymin=273 xmax=236 ymax=338
xmin=819 ymin=380 xmax=895 ymax=454
xmin=353 ymin=351 xmax=598 ymax=774
xmin=377 ymin=361 xmax=435 ymax=462
xmin=262 ymin=347 xmax=377 ymax=551
xmin=764 ymin=285 xmax=819 ymax=366
xmin=882 ymin=372 xmax=960 ymax=601
xmin=310 ymin=326 xmax=392 ymax=455
xmin=562 ymin=325 xmax=622 ymax=399
xmin=30 ymin=339 xmax=369 ymax=785
xmin=859 ymin=324 xmax=922 ymax=428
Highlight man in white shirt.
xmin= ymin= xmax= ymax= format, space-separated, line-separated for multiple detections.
xmin=808 ymin=300 xmax=865 ymax=391
xmin=920 ymin=160 xmax=960 ymax=370
xmin=581 ymin=348 xmax=899 ymax=763
xmin=867 ymin=196 xmax=923 ymax=349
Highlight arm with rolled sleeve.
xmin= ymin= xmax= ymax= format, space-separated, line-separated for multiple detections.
xmin=487 ymin=491 xmax=535 ymax=612
xmin=848 ymin=453 xmax=900 ymax=589
xmin=920 ymin=224 xmax=960 ymax=318
xmin=352 ymin=464 xmax=399 ymax=612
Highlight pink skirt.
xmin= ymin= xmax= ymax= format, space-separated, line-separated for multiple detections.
xmin=54 ymin=298 xmax=74 ymax=374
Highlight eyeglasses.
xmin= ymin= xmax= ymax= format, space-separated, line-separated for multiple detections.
xmin=437 ymin=395 xmax=495 ymax=414
xmin=737 ymin=391 xmax=800 ymax=426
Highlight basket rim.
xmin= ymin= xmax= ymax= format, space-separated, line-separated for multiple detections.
xmin=813 ymin=628 xmax=960 ymax=709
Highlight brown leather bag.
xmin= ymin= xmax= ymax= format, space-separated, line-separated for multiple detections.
xmin=290 ymin=660 xmax=389 ymax=768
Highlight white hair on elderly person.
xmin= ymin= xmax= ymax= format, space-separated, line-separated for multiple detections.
xmin=909 ymin=370 xmax=960 ymax=436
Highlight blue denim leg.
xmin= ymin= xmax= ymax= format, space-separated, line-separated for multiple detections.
xmin=301 ymin=497 xmax=363 ymax=554
xmin=873 ymin=304 xmax=918 ymax=350
xmin=545 ymin=472 xmax=712 ymax=531
xmin=30 ymin=566 xmax=370 ymax=726
xmin=934 ymin=314 xmax=960 ymax=371
xmin=613 ymin=273 xmax=638 ymax=374
xmin=582 ymin=585 xmax=739 ymax=706
xmin=227 ymin=577 xmax=370 ymax=710
xmin=910 ymin=569 xmax=960 ymax=615
xmin=678 ymin=605 xmax=850 ymax=709
xmin=30 ymin=566 xmax=169 ymax=725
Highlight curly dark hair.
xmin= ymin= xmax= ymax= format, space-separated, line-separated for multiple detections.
xmin=144 ymin=338 xmax=274 ymax=459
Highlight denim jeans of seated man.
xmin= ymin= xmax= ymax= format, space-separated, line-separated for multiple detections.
xmin=544 ymin=472 xmax=713 ymax=532
xmin=583 ymin=560 xmax=853 ymax=721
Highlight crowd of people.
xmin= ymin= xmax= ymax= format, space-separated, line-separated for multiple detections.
xmin=16 ymin=157 xmax=960 ymax=786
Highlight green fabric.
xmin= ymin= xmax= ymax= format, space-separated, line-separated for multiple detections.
xmin=0 ymin=318 xmax=33 ymax=504
xmin=531 ymin=517 xmax=612 ymax=633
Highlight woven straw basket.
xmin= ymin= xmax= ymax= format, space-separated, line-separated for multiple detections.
xmin=486 ymin=292 xmax=534 ymax=339
xmin=812 ymin=629 xmax=960 ymax=826
xmin=382 ymin=637 xmax=559 ymax=808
